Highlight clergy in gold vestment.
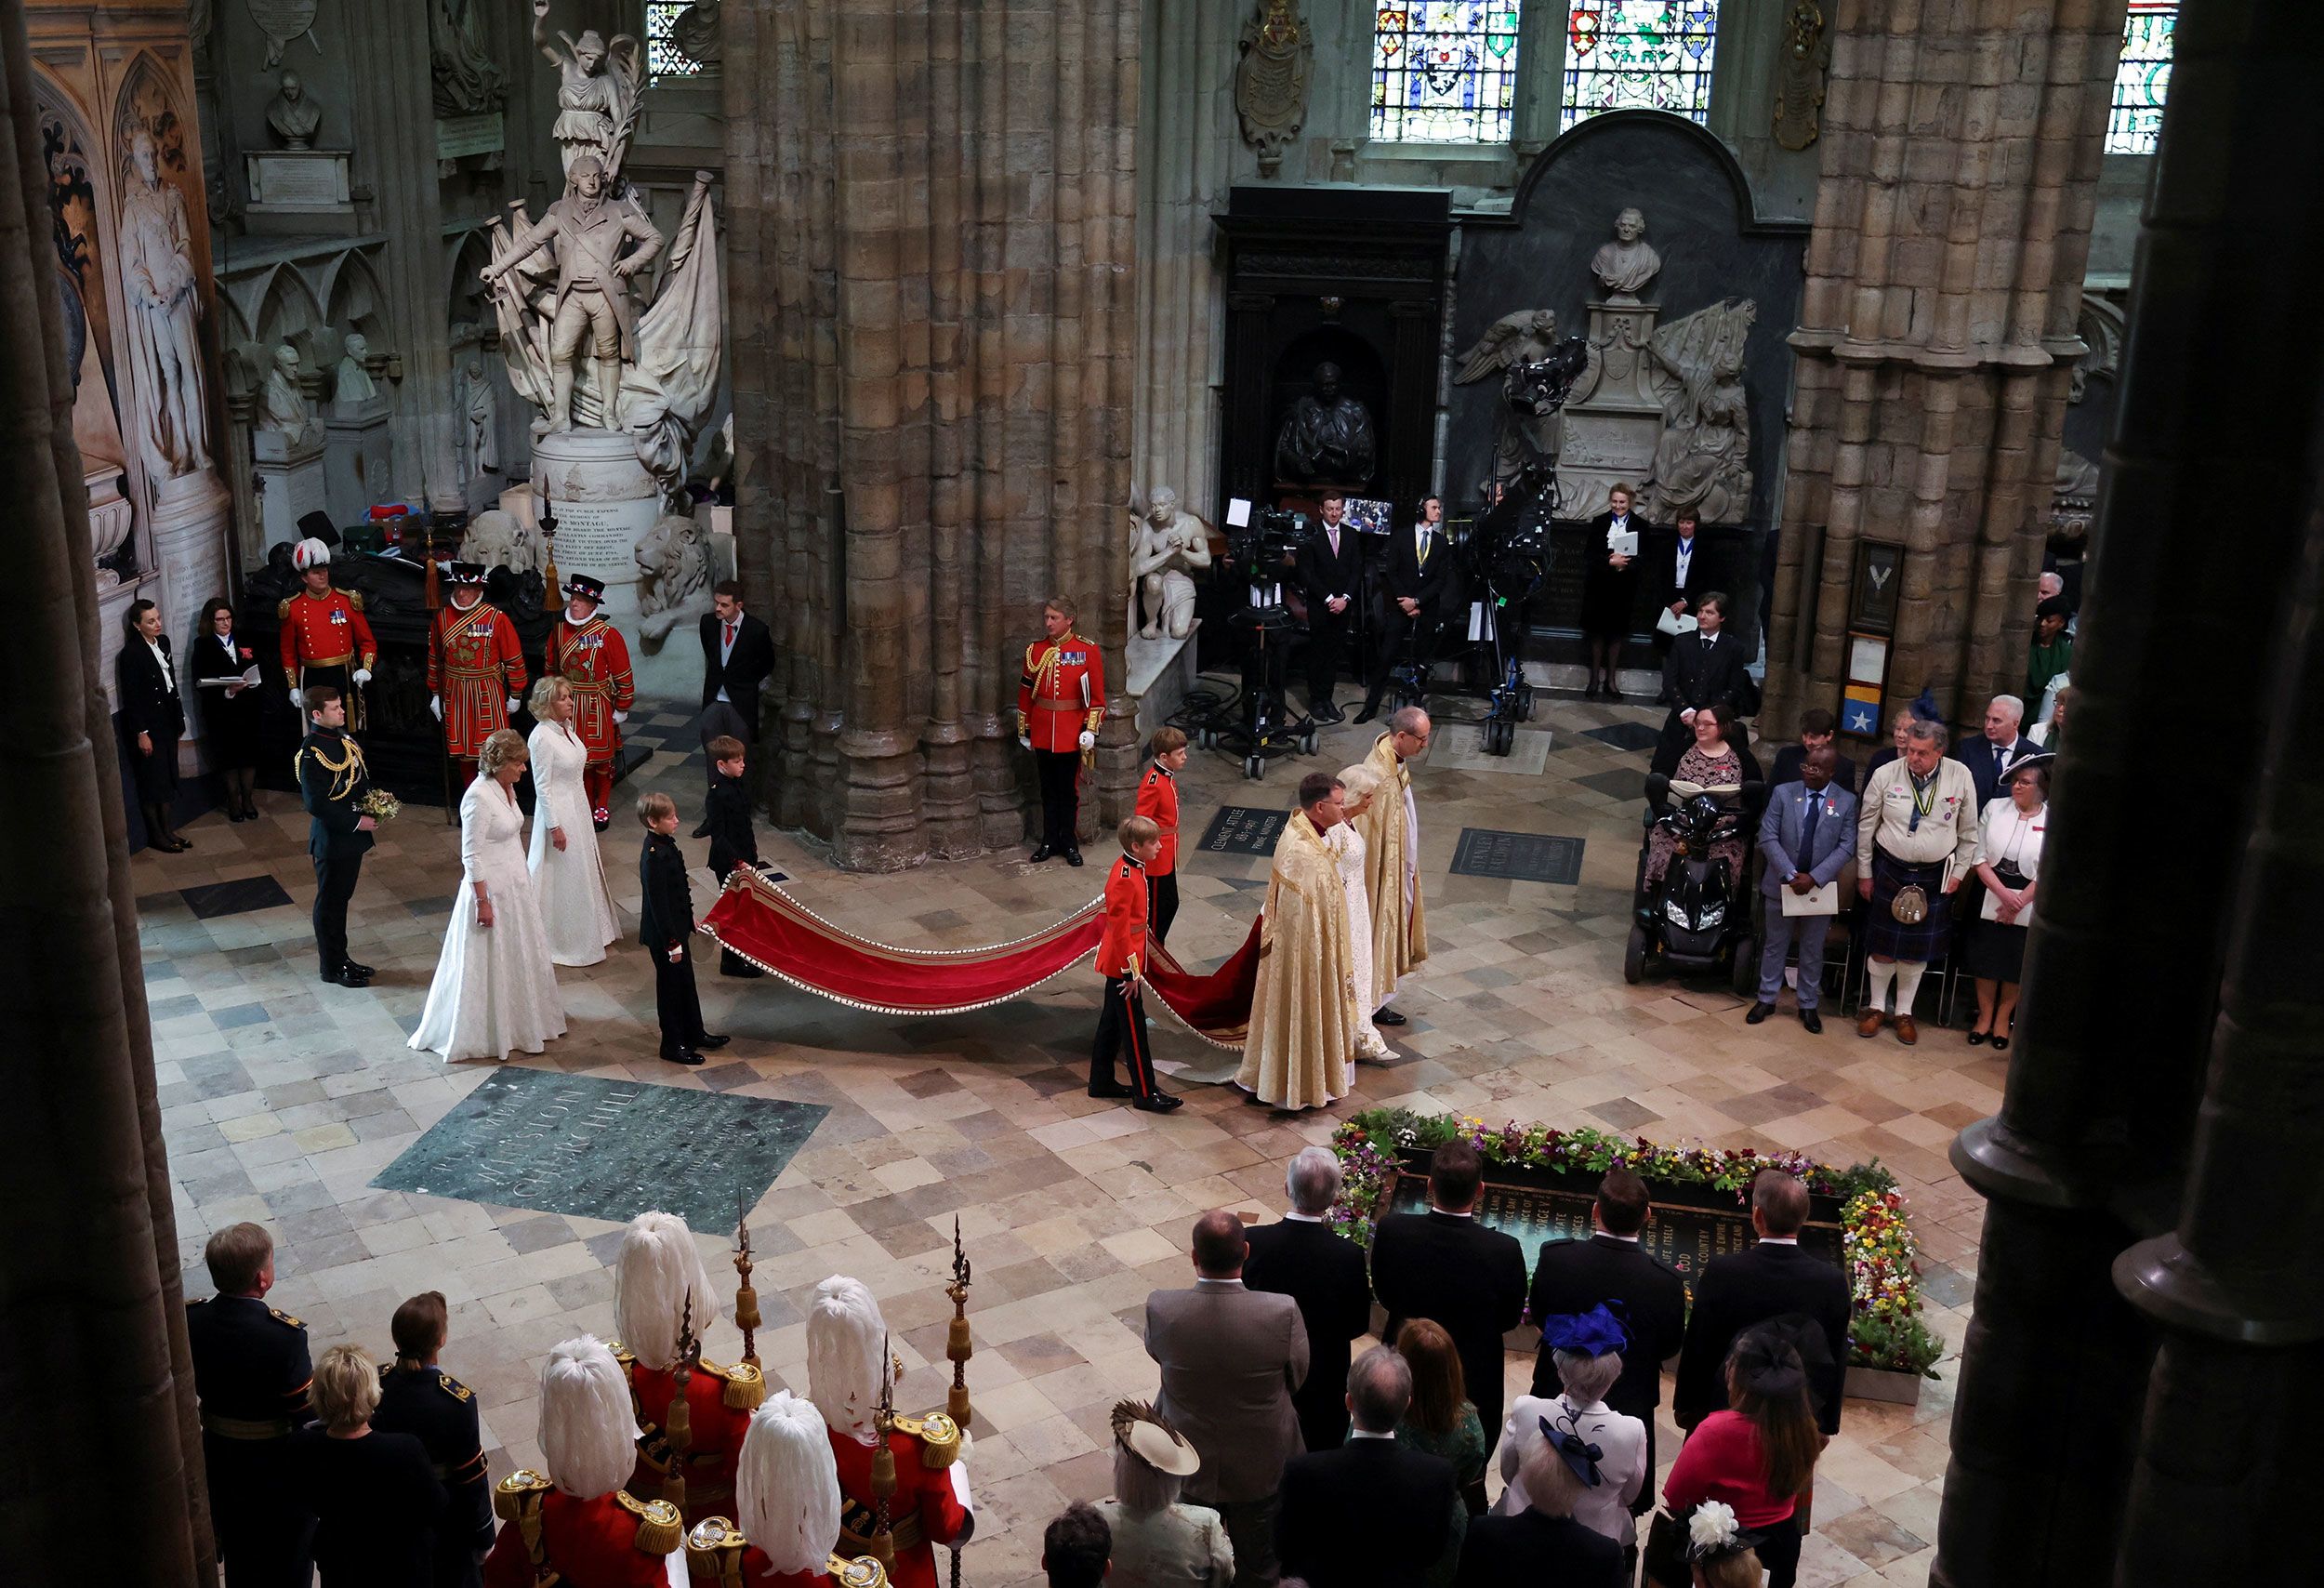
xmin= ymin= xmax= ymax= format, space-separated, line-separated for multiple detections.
xmin=1235 ymin=774 xmax=1360 ymax=1112
xmin=1353 ymin=709 xmax=1432 ymax=1016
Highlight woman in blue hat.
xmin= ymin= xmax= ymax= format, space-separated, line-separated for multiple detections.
xmin=1495 ymin=1304 xmax=1646 ymax=1555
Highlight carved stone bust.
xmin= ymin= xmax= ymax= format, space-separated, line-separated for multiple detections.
xmin=266 ymin=71 xmax=322 ymax=151
xmin=335 ymin=332 xmax=377 ymax=408
xmin=1591 ymin=207 xmax=1662 ymax=300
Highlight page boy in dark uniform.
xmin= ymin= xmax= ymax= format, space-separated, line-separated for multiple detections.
xmin=639 ymin=791 xmax=729 ymax=1065
xmin=297 ymin=684 xmax=377 ymax=988
xmin=186 ymin=1222 xmax=315 ymax=1588
xmin=693 ymin=734 xmax=764 ymax=977
xmin=1091 ymin=815 xmax=1181 ymax=1112
xmin=374 ymin=1290 xmax=494 ymax=1588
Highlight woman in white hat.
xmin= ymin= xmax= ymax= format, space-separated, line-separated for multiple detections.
xmin=1095 ymin=1400 xmax=1234 ymax=1588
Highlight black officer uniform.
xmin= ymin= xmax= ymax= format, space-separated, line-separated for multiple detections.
xmin=374 ymin=1361 xmax=494 ymax=1588
xmin=186 ymin=1293 xmax=316 ymax=1588
xmin=297 ymin=721 xmax=376 ymax=986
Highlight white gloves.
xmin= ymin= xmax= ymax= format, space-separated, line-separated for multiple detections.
xmin=507 ymin=696 xmax=522 ymax=712
xmin=429 ymin=696 xmax=443 ymax=721
xmin=614 ymin=709 xmax=628 ymax=724
xmin=352 ymin=668 xmax=373 ymax=686
xmin=1018 ymin=735 xmax=1033 ymax=752
xmin=288 ymin=687 xmax=304 ymax=708
xmin=1077 ymin=730 xmax=1097 ymax=751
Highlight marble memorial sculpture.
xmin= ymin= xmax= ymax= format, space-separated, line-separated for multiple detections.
xmin=249 ymin=0 xmax=320 ymax=70
xmin=1591 ymin=207 xmax=1663 ymax=300
xmin=1235 ymin=0 xmax=1313 ymax=178
xmin=670 ymin=0 xmax=723 ymax=67
xmin=634 ymin=511 xmax=714 ymax=645
xmin=119 ymin=129 xmax=211 ymax=479
xmin=1773 ymin=0 xmax=1831 ymax=152
xmin=461 ymin=358 xmax=500 ymax=482
xmin=460 ymin=508 xmax=539 ymax=575
xmin=1127 ymin=487 xmax=1212 ymax=642
xmin=1644 ymin=299 xmax=1755 ymax=525
xmin=1456 ymin=309 xmax=1570 ymax=485
xmin=431 ymin=0 xmax=508 ymax=115
xmin=532 ymin=0 xmax=642 ymax=182
xmin=257 ymin=343 xmax=315 ymax=439
xmin=335 ymin=332 xmax=376 ymax=406
xmin=1274 ymin=361 xmax=1377 ymax=484
xmin=265 ymin=71 xmax=321 ymax=150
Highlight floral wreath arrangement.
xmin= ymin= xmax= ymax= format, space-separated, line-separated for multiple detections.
xmin=1328 ymin=1107 xmax=1943 ymax=1377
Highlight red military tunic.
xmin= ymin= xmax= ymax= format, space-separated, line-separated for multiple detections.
xmin=483 ymin=1475 xmax=680 ymax=1588
xmin=1134 ymin=763 xmax=1180 ymax=877
xmin=553 ymin=612 xmax=636 ymax=820
xmin=828 ymin=1421 xmax=971 ymax=1588
xmin=681 ymin=1519 xmax=884 ymax=1588
xmin=278 ymin=587 xmax=377 ymax=689
xmin=428 ymin=598 xmax=528 ymax=769
xmin=1097 ymin=854 xmax=1149 ymax=978
xmin=1015 ymin=632 xmax=1104 ymax=752
xmin=615 ymin=1345 xmax=763 ymax=1528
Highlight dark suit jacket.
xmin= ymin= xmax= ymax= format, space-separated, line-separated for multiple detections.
xmin=1381 ymin=523 xmax=1457 ymax=615
xmin=1295 ymin=520 xmax=1367 ymax=609
xmin=699 ymin=610 xmax=775 ymax=734
xmin=1954 ymin=733 xmax=2042 ymax=809
xmin=1661 ymin=630 xmax=1750 ymax=716
xmin=1770 ymin=744 xmax=1859 ymax=795
xmin=638 ymin=829 xmax=694 ymax=951
xmin=117 ymin=635 xmax=186 ymax=743
xmin=693 ymin=771 xmax=758 ymax=877
xmin=1672 ymin=1241 xmax=1853 ymax=1436
xmin=1525 ymin=1235 xmax=1688 ymax=1424
xmin=1651 ymin=529 xmax=1710 ymax=613
xmin=1245 ymin=1216 xmax=1373 ymax=1454
xmin=1276 ymin=1437 xmax=1457 ymax=1588
xmin=1371 ymin=1211 xmax=1526 ymax=1446
xmin=1454 ymin=1510 xmax=1625 ymax=1588
xmin=297 ymin=728 xmax=375 ymax=861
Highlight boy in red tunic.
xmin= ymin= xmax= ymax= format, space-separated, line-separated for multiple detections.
xmin=806 ymin=1277 xmax=973 ymax=1588
xmin=1091 ymin=816 xmax=1180 ymax=1112
xmin=1015 ymin=596 xmax=1105 ymax=866
xmin=427 ymin=562 xmax=529 ymax=787
xmin=279 ymin=536 xmax=377 ymax=723
xmin=483 ymin=1335 xmax=682 ymax=1588
xmin=551 ymin=574 xmax=636 ymax=827
xmin=682 ymin=1389 xmax=887 ymax=1587
xmin=1133 ymin=727 xmax=1189 ymax=945
xmin=610 ymin=1211 xmax=762 ymax=1528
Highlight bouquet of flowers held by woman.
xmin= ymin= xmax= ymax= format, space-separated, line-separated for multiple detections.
xmin=355 ymin=787 xmax=401 ymax=824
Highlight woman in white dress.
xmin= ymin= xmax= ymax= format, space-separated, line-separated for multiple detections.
xmin=525 ymin=676 xmax=620 ymax=965
xmin=1331 ymin=762 xmax=1392 ymax=1061
xmin=410 ymin=728 xmax=566 ymax=1062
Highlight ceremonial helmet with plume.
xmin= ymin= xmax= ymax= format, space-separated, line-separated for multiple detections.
xmin=539 ymin=1335 xmax=641 ymax=1500
xmin=613 ymin=1210 xmax=722 ymax=1371
xmin=738 ymin=1390 xmax=844 ymax=1575
xmin=806 ymin=1275 xmax=890 ymax=1440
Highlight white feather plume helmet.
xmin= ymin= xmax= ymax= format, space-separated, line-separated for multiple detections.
xmin=805 ymin=1275 xmax=889 ymax=1439
xmin=539 ymin=1335 xmax=640 ymax=1500
xmin=613 ymin=1211 xmax=721 ymax=1370
xmin=738 ymin=1390 xmax=843 ymax=1575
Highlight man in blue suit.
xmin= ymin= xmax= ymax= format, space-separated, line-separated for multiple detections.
xmin=1748 ymin=745 xmax=1856 ymax=1032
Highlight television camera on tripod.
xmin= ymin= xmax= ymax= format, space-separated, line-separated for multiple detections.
xmin=1196 ymin=503 xmax=1319 ymax=780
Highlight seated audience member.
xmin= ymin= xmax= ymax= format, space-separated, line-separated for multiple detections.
xmin=1769 ymin=707 xmax=1857 ymax=794
xmin=1660 ymin=1327 xmax=1824 ymax=1588
xmin=1526 ymin=1167 xmax=1686 ymax=1500
xmin=1097 ymin=1401 xmax=1235 ymax=1588
xmin=373 ymin=1290 xmax=493 ymax=1588
xmin=1954 ymin=694 xmax=2040 ymax=810
xmin=1498 ymin=1307 xmax=1646 ymax=1555
xmin=1244 ymin=1146 xmax=1372 ymax=1457
xmin=1454 ymin=1429 xmax=1626 ymax=1588
xmin=1370 ymin=1142 xmax=1526 ymax=1457
xmin=1045 ymin=1501 xmax=1114 ymax=1588
xmin=1969 ymin=760 xmax=2048 ymax=1048
xmin=288 ymin=1343 xmax=445 ymax=1588
xmin=1275 ymin=1348 xmax=1459 ymax=1588
xmin=1645 ymin=704 xmax=1759 ymax=889
xmin=1673 ymin=1171 xmax=1849 ymax=1438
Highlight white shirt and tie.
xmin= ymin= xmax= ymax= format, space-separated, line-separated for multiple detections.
xmin=715 ymin=614 xmax=740 ymax=703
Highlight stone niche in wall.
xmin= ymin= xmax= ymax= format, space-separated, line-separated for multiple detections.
xmin=1447 ymin=111 xmax=1806 ymax=654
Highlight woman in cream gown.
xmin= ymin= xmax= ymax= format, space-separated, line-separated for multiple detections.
xmin=1330 ymin=763 xmax=1392 ymax=1061
xmin=524 ymin=676 xmax=620 ymax=965
xmin=410 ymin=729 xmax=566 ymax=1062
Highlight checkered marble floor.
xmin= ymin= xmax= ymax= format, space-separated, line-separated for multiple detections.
xmin=139 ymin=682 xmax=1979 ymax=1587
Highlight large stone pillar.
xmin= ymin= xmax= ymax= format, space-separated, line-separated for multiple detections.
xmin=1763 ymin=0 xmax=2124 ymax=739
xmin=0 ymin=1 xmax=208 ymax=1575
xmin=726 ymin=0 xmax=1139 ymax=870
xmin=1934 ymin=4 xmax=2324 ymax=1582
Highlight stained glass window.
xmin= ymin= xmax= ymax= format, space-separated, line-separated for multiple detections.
xmin=1559 ymin=2 xmax=1719 ymax=132
xmin=2106 ymin=3 xmax=2175 ymax=154
xmin=646 ymin=1 xmax=705 ymax=82
xmin=1371 ymin=4 xmax=1526 ymax=144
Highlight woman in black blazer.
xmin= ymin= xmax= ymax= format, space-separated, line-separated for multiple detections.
xmin=1578 ymin=483 xmax=1647 ymax=699
xmin=118 ymin=598 xmax=191 ymax=852
xmin=190 ymin=597 xmax=264 ymax=822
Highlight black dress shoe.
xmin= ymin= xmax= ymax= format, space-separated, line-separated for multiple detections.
xmin=663 ymin=1049 xmax=706 ymax=1066
xmin=1373 ymin=1006 xmax=1407 ymax=1026
xmin=341 ymin=959 xmax=376 ymax=978
xmin=1746 ymin=1001 xmax=1776 ymax=1025
xmin=1134 ymin=1092 xmax=1184 ymax=1112
xmin=323 ymin=969 xmax=371 ymax=988
xmin=1064 ymin=848 xmax=1084 ymax=867
xmin=1800 ymin=1009 xmax=1824 ymax=1034
xmin=1353 ymin=706 xmax=1380 ymax=724
xmin=693 ymin=1032 xmax=731 ymax=1051
xmin=1312 ymin=705 xmax=1345 ymax=725
xmin=1029 ymin=845 xmax=1055 ymax=864
xmin=1088 ymin=1080 xmax=1134 ymax=1100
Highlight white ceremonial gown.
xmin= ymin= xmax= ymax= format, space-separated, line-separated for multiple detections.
xmin=525 ymin=721 xmax=620 ymax=965
xmin=1327 ymin=822 xmax=1390 ymax=1059
xmin=410 ymin=776 xmax=566 ymax=1062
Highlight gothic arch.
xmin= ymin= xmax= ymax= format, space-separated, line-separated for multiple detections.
xmin=252 ymin=263 xmax=325 ymax=350
xmin=319 ymin=248 xmax=390 ymax=345
xmin=444 ymin=227 xmax=495 ymax=337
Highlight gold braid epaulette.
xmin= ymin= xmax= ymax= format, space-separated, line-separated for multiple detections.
xmin=891 ymin=1410 xmax=960 ymax=1468
xmin=682 ymin=1517 xmax=888 ymax=1587
xmin=617 ymin=1489 xmax=683 ymax=1555
xmin=696 ymin=1357 xmax=766 ymax=1411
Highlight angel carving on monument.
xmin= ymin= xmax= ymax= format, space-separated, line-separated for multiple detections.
xmin=1128 ymin=487 xmax=1212 ymax=642
xmin=1457 ymin=310 xmax=1592 ymax=487
xmin=532 ymin=0 xmax=641 ymax=182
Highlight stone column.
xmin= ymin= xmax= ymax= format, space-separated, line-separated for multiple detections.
xmin=1763 ymin=0 xmax=2124 ymax=739
xmin=1934 ymin=4 xmax=2324 ymax=1582
xmin=0 ymin=2 xmax=209 ymax=1573
xmin=726 ymin=0 xmax=1139 ymax=870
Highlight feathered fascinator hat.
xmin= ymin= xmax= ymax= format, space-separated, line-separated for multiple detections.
xmin=1538 ymin=1302 xmax=1630 ymax=1356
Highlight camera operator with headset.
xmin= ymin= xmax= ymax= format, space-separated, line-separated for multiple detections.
xmin=1355 ymin=496 xmax=1455 ymax=724
xmin=1296 ymin=490 xmax=1364 ymax=724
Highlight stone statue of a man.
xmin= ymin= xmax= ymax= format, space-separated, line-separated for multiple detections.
xmin=1591 ymin=207 xmax=1662 ymax=299
xmin=267 ymin=72 xmax=322 ymax=150
xmin=1274 ymin=362 xmax=1377 ymax=484
xmin=1129 ymin=487 xmax=1212 ymax=642
xmin=119 ymin=129 xmax=210 ymax=476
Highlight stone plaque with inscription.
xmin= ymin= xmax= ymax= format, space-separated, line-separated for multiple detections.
xmin=1198 ymin=804 xmax=1289 ymax=858
xmin=371 ymin=1068 xmax=829 ymax=1226
xmin=1450 ymin=827 xmax=1585 ymax=885
xmin=245 ymin=150 xmax=350 ymax=208
xmin=435 ymin=112 xmax=506 ymax=162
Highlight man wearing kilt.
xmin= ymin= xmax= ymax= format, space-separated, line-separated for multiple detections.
xmin=1855 ymin=715 xmax=1981 ymax=1044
